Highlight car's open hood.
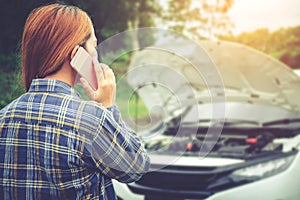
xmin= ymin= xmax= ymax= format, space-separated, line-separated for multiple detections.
xmin=127 ymin=40 xmax=300 ymax=116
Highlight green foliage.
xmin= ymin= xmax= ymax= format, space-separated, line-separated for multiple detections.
xmin=115 ymin=77 xmax=149 ymax=121
xmin=220 ymin=26 xmax=300 ymax=68
xmin=163 ymin=0 xmax=235 ymax=40
xmin=111 ymin=51 xmax=149 ymax=120
xmin=0 ymin=53 xmax=24 ymax=109
xmin=63 ymin=0 xmax=161 ymax=42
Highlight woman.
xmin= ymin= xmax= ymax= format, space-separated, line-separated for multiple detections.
xmin=0 ymin=3 xmax=150 ymax=200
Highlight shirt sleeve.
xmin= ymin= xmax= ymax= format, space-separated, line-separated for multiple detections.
xmin=91 ymin=105 xmax=150 ymax=183
xmin=106 ymin=105 xmax=129 ymax=129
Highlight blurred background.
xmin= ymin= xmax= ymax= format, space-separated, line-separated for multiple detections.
xmin=0 ymin=0 xmax=299 ymax=113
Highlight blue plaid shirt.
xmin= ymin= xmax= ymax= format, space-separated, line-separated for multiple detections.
xmin=0 ymin=79 xmax=150 ymax=199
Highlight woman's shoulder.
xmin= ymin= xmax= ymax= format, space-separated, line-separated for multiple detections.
xmin=67 ymin=96 xmax=110 ymax=127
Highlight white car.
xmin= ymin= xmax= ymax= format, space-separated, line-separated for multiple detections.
xmin=113 ymin=40 xmax=300 ymax=200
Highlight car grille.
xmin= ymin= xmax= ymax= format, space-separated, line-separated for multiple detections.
xmin=128 ymin=165 xmax=234 ymax=199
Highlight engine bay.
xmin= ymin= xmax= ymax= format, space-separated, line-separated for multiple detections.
xmin=145 ymin=126 xmax=297 ymax=159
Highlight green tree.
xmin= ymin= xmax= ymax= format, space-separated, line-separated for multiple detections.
xmin=220 ymin=26 xmax=300 ymax=69
xmin=63 ymin=0 xmax=161 ymax=46
xmin=0 ymin=53 xmax=24 ymax=108
xmin=163 ymin=0 xmax=235 ymax=40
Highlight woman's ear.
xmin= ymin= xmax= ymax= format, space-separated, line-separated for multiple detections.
xmin=70 ymin=45 xmax=80 ymax=60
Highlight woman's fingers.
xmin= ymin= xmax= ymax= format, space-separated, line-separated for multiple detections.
xmin=83 ymin=58 xmax=116 ymax=107
xmin=93 ymin=59 xmax=105 ymax=82
xmin=80 ymin=77 xmax=95 ymax=100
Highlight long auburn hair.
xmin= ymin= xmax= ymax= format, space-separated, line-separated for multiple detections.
xmin=22 ymin=3 xmax=92 ymax=91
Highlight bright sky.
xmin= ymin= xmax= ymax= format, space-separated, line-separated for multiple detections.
xmin=228 ymin=0 xmax=300 ymax=34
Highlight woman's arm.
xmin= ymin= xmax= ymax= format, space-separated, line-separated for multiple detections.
xmin=91 ymin=105 xmax=150 ymax=183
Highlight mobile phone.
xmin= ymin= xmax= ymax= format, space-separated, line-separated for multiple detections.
xmin=70 ymin=46 xmax=98 ymax=90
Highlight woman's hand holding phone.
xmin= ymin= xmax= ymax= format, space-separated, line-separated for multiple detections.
xmin=80 ymin=57 xmax=116 ymax=108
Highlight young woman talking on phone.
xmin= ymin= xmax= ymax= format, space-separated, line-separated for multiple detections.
xmin=0 ymin=3 xmax=150 ymax=200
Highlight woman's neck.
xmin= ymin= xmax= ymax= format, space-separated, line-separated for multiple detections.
xmin=44 ymin=61 xmax=76 ymax=87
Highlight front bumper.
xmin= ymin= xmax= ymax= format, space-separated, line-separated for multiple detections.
xmin=113 ymin=151 xmax=300 ymax=200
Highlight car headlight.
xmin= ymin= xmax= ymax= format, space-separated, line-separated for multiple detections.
xmin=230 ymin=154 xmax=296 ymax=182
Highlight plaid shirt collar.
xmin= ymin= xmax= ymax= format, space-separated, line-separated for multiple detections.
xmin=28 ymin=79 xmax=79 ymax=97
